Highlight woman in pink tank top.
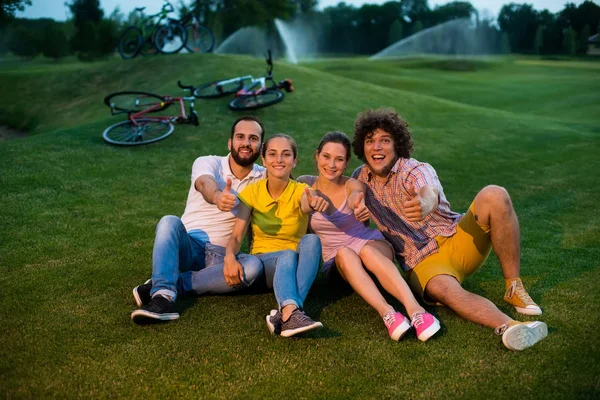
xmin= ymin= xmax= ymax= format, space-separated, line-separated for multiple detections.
xmin=297 ymin=131 xmax=440 ymax=342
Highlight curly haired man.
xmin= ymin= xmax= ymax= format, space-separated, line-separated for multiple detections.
xmin=352 ymin=107 xmax=547 ymax=351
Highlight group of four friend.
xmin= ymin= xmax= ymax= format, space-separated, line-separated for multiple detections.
xmin=130 ymin=108 xmax=548 ymax=351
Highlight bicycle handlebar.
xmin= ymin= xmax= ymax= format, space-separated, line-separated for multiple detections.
xmin=177 ymin=80 xmax=195 ymax=93
xmin=162 ymin=1 xmax=174 ymax=13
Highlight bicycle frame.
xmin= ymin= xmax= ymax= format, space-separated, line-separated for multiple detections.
xmin=108 ymin=94 xmax=196 ymax=127
xmin=135 ymin=1 xmax=175 ymax=39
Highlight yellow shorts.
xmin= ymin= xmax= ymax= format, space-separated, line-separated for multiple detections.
xmin=407 ymin=203 xmax=492 ymax=305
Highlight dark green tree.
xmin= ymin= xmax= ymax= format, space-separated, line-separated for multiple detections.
xmin=389 ymin=18 xmax=404 ymax=45
xmin=411 ymin=20 xmax=423 ymax=35
xmin=577 ymin=24 xmax=591 ymax=54
xmin=534 ymin=24 xmax=544 ymax=54
xmin=8 ymin=25 xmax=39 ymax=57
xmin=41 ymin=21 xmax=69 ymax=59
xmin=563 ymin=26 xmax=576 ymax=55
xmin=67 ymin=0 xmax=116 ymax=61
xmin=431 ymin=1 xmax=476 ymax=25
xmin=500 ymin=31 xmax=511 ymax=54
xmin=0 ymin=0 xmax=31 ymax=25
xmin=498 ymin=3 xmax=539 ymax=53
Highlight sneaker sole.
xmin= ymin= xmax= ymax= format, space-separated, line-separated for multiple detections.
xmin=131 ymin=309 xmax=180 ymax=325
xmin=416 ymin=318 xmax=441 ymax=342
xmin=266 ymin=309 xmax=278 ymax=335
xmin=133 ymin=279 xmax=152 ymax=308
xmin=389 ymin=320 xmax=411 ymax=341
xmin=280 ymin=321 xmax=323 ymax=338
xmin=503 ymin=321 xmax=548 ymax=351
xmin=514 ymin=305 xmax=543 ymax=316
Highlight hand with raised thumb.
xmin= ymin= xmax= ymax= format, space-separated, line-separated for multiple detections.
xmin=215 ymin=178 xmax=236 ymax=212
xmin=305 ymin=187 xmax=329 ymax=213
xmin=402 ymin=184 xmax=432 ymax=221
xmin=353 ymin=192 xmax=370 ymax=222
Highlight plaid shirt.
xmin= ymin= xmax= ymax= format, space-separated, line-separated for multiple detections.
xmin=354 ymin=158 xmax=462 ymax=271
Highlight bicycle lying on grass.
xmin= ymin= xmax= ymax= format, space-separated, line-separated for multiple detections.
xmin=102 ymin=82 xmax=198 ymax=146
xmin=118 ymin=1 xmax=187 ymax=59
xmin=190 ymin=50 xmax=294 ymax=110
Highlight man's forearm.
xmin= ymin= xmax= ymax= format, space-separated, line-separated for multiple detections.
xmin=195 ymin=175 xmax=221 ymax=205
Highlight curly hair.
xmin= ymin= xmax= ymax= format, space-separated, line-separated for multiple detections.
xmin=352 ymin=108 xmax=413 ymax=162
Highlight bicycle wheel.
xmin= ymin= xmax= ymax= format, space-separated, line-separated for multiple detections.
xmin=104 ymin=91 xmax=170 ymax=114
xmin=119 ymin=26 xmax=143 ymax=59
xmin=103 ymin=118 xmax=174 ymax=146
xmin=228 ymin=90 xmax=284 ymax=111
xmin=154 ymin=22 xmax=187 ymax=54
xmin=185 ymin=24 xmax=214 ymax=53
xmin=193 ymin=79 xmax=243 ymax=98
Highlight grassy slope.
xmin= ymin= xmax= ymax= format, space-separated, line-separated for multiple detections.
xmin=0 ymin=54 xmax=599 ymax=398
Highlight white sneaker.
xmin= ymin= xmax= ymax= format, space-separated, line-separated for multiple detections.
xmin=502 ymin=321 xmax=548 ymax=351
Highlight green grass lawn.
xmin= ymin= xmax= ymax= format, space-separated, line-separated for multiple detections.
xmin=1 ymin=53 xmax=599 ymax=398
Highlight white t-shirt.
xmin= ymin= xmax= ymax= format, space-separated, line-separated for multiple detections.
xmin=180 ymin=154 xmax=266 ymax=247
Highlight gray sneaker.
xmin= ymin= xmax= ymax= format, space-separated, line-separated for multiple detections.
xmin=280 ymin=309 xmax=323 ymax=337
xmin=266 ymin=309 xmax=282 ymax=335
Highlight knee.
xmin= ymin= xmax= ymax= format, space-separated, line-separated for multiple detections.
xmin=478 ymin=185 xmax=512 ymax=209
xmin=240 ymin=255 xmax=263 ymax=283
xmin=334 ymin=248 xmax=360 ymax=273
xmin=299 ymin=234 xmax=322 ymax=253
xmin=425 ymin=275 xmax=460 ymax=302
xmin=358 ymin=243 xmax=377 ymax=261
xmin=156 ymin=215 xmax=183 ymax=236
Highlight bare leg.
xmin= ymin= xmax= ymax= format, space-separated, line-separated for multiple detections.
xmin=359 ymin=241 xmax=425 ymax=317
xmin=426 ymin=275 xmax=510 ymax=329
xmin=473 ymin=185 xmax=520 ymax=279
xmin=334 ymin=247 xmax=394 ymax=317
xmin=282 ymin=304 xmax=297 ymax=321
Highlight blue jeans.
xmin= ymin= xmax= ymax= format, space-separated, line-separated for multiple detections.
xmin=246 ymin=234 xmax=321 ymax=310
xmin=150 ymin=215 xmax=263 ymax=302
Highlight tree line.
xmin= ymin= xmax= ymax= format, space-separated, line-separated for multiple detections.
xmin=0 ymin=0 xmax=598 ymax=60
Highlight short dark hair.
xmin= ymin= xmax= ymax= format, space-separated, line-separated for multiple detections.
xmin=261 ymin=133 xmax=297 ymax=159
xmin=316 ymin=131 xmax=351 ymax=161
xmin=352 ymin=108 xmax=413 ymax=162
xmin=231 ymin=116 xmax=265 ymax=141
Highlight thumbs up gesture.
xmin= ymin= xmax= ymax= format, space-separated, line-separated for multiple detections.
xmin=215 ymin=178 xmax=236 ymax=212
xmin=402 ymin=184 xmax=435 ymax=221
xmin=351 ymin=192 xmax=370 ymax=222
xmin=304 ymin=187 xmax=329 ymax=213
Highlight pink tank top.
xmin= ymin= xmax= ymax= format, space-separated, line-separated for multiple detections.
xmin=310 ymin=198 xmax=385 ymax=272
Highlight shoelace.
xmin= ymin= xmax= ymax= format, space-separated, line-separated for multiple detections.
xmin=506 ymin=280 xmax=535 ymax=306
xmin=382 ymin=312 xmax=396 ymax=328
xmin=411 ymin=312 xmax=425 ymax=328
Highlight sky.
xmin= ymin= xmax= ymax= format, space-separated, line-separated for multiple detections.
xmin=18 ymin=0 xmax=589 ymax=22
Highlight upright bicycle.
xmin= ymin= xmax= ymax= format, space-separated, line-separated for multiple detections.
xmin=191 ymin=50 xmax=294 ymax=111
xmin=178 ymin=8 xmax=214 ymax=53
xmin=118 ymin=1 xmax=187 ymax=59
xmin=102 ymin=82 xmax=199 ymax=146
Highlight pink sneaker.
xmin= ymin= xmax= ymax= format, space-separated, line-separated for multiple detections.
xmin=383 ymin=312 xmax=411 ymax=341
xmin=411 ymin=312 xmax=441 ymax=342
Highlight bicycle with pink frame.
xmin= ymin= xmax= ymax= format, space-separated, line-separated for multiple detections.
xmin=102 ymin=82 xmax=199 ymax=146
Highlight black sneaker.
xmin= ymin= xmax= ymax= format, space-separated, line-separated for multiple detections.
xmin=280 ymin=309 xmax=323 ymax=337
xmin=131 ymin=296 xmax=179 ymax=324
xmin=133 ymin=279 xmax=152 ymax=307
xmin=266 ymin=309 xmax=282 ymax=335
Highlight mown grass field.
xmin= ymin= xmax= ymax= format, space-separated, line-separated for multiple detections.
xmin=1 ymin=53 xmax=599 ymax=399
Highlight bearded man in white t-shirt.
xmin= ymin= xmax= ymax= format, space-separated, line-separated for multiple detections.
xmin=131 ymin=116 xmax=267 ymax=324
